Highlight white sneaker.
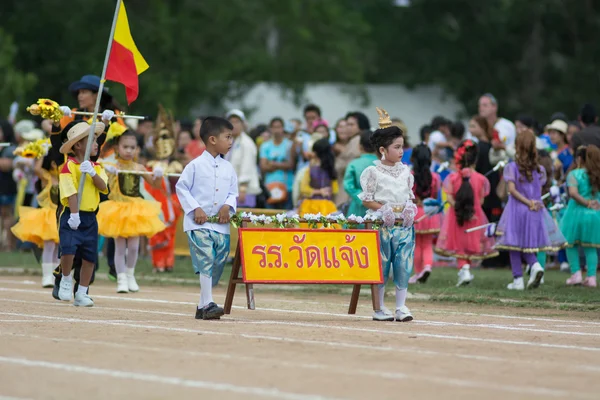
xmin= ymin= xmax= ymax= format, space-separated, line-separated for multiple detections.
xmin=372 ymin=310 xmax=394 ymax=321
xmin=74 ymin=292 xmax=94 ymax=307
xmin=127 ymin=270 xmax=139 ymax=292
xmin=58 ymin=278 xmax=73 ymax=301
xmin=456 ymin=265 xmax=474 ymax=287
xmin=527 ymin=263 xmax=544 ymax=289
xmin=41 ymin=274 xmax=54 ymax=288
xmin=117 ymin=273 xmax=129 ymax=293
xmin=560 ymin=262 xmax=570 ymax=272
xmin=507 ymin=277 xmax=524 ymax=290
xmin=395 ymin=306 xmax=413 ymax=322
xmin=380 ymin=306 xmax=393 ymax=316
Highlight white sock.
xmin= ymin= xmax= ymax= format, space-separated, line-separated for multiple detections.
xmin=77 ymin=285 xmax=88 ymax=295
xmin=199 ymin=274 xmax=213 ymax=308
xmin=395 ymin=287 xmax=407 ymax=310
xmin=378 ymin=285 xmax=385 ymax=310
xmin=62 ymin=274 xmax=72 ymax=282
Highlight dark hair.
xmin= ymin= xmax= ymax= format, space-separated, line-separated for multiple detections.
xmin=370 ymin=126 xmax=403 ymax=156
xmin=199 ymin=116 xmax=233 ymax=144
xmin=454 ymin=140 xmax=478 ymax=226
xmin=451 ymin=121 xmax=465 ymax=140
xmin=249 ymin=124 xmax=268 ymax=143
xmin=580 ymin=103 xmax=597 ymax=125
xmin=585 ymin=145 xmax=600 ymax=194
xmin=537 ymin=149 xmax=553 ymax=195
xmin=269 ymin=117 xmax=284 ymax=127
xmin=431 ymin=116 xmax=451 ymax=130
xmin=515 ymin=129 xmax=541 ymax=182
xmin=516 ymin=114 xmax=542 ymax=136
xmin=346 ymin=112 xmax=371 ymax=130
xmin=569 ymin=120 xmax=582 ymax=130
xmin=411 ymin=144 xmax=433 ymax=199
xmin=550 ymin=112 xmax=568 ymax=123
xmin=576 ymin=145 xmax=587 ymax=164
xmin=108 ymin=129 xmax=137 ymax=147
xmin=359 ymin=130 xmax=375 ymax=153
xmin=100 ymin=93 xmax=125 ymax=113
xmin=0 ymin=120 xmax=16 ymax=144
xmin=303 ymin=104 xmax=321 ymax=117
xmin=419 ymin=124 xmax=432 ymax=142
xmin=312 ymin=138 xmax=336 ymax=180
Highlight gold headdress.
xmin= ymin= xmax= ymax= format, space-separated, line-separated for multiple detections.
xmin=153 ymin=104 xmax=175 ymax=160
xmin=376 ymin=107 xmax=392 ymax=129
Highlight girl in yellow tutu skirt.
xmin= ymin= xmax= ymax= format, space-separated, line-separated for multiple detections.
xmin=11 ymin=139 xmax=59 ymax=288
xmin=298 ymin=138 xmax=338 ymax=216
xmin=98 ymin=129 xmax=165 ymax=293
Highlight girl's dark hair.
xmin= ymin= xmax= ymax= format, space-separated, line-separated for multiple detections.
xmin=515 ymin=129 xmax=541 ymax=182
xmin=451 ymin=121 xmax=465 ymax=140
xmin=585 ymin=145 xmax=600 ymax=194
xmin=269 ymin=117 xmax=284 ymax=127
xmin=312 ymin=138 xmax=336 ymax=180
xmin=359 ymin=130 xmax=375 ymax=153
xmin=370 ymin=126 xmax=403 ymax=157
xmin=576 ymin=145 xmax=587 ymax=164
xmin=411 ymin=144 xmax=433 ymax=199
xmin=0 ymin=120 xmax=16 ymax=144
xmin=116 ymin=130 xmax=138 ymax=145
xmin=419 ymin=124 xmax=432 ymax=142
xmin=100 ymin=93 xmax=125 ymax=112
xmin=537 ymin=149 xmax=553 ymax=195
xmin=454 ymin=140 xmax=479 ymax=226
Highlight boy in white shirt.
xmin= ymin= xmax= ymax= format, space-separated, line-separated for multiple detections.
xmin=176 ymin=117 xmax=238 ymax=320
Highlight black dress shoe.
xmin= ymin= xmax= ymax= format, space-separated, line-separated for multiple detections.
xmin=202 ymin=302 xmax=224 ymax=320
xmin=195 ymin=307 xmax=204 ymax=319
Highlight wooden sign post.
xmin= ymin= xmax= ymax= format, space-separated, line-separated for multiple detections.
xmin=224 ymin=224 xmax=383 ymax=314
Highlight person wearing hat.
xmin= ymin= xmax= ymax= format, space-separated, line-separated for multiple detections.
xmin=225 ymin=109 xmax=261 ymax=208
xmin=55 ymin=121 xmax=108 ymax=307
xmin=547 ymin=119 xmax=573 ymax=175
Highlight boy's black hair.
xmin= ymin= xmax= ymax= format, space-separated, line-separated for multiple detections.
xmin=199 ymin=116 xmax=233 ymax=144
xmin=269 ymin=117 xmax=284 ymax=127
xmin=359 ymin=130 xmax=375 ymax=153
xmin=451 ymin=121 xmax=465 ymax=140
xmin=580 ymin=103 xmax=597 ymax=125
xmin=303 ymin=104 xmax=321 ymax=117
xmin=419 ymin=124 xmax=432 ymax=142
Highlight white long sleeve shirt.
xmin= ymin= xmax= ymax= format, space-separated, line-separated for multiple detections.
xmin=176 ymin=151 xmax=238 ymax=235
xmin=229 ymin=132 xmax=261 ymax=195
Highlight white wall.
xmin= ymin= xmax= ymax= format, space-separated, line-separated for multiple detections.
xmin=222 ymin=82 xmax=466 ymax=144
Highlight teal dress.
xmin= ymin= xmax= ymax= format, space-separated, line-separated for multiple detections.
xmin=343 ymin=154 xmax=378 ymax=217
xmin=560 ymin=169 xmax=600 ymax=246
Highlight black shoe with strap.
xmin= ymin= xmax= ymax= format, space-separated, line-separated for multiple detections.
xmin=202 ymin=302 xmax=224 ymax=320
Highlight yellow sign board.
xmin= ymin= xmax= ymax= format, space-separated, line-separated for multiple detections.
xmin=239 ymin=228 xmax=383 ymax=284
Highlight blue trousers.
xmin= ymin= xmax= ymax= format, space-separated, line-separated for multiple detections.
xmin=186 ymin=229 xmax=230 ymax=286
xmin=379 ymin=226 xmax=415 ymax=290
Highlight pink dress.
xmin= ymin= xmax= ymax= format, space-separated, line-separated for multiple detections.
xmin=434 ymin=169 xmax=498 ymax=260
xmin=413 ymin=172 xmax=442 ymax=234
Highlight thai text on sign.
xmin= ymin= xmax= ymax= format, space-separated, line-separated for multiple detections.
xmin=238 ymin=228 xmax=383 ymax=284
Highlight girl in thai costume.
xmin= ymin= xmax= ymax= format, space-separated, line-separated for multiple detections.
xmin=298 ymin=138 xmax=338 ymax=216
xmin=11 ymin=138 xmax=59 ymax=287
xmin=97 ymin=129 xmax=165 ymax=293
xmin=358 ymin=107 xmax=417 ymax=322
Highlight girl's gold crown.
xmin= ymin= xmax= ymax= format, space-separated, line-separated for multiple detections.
xmin=376 ymin=107 xmax=392 ymax=129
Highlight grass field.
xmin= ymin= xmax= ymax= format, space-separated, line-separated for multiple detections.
xmin=2 ymin=250 xmax=598 ymax=312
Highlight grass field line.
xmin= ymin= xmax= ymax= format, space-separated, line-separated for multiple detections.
xmin=2 ymin=309 xmax=600 ymax=355
xmin=0 ymin=356 xmax=336 ymax=400
xmin=1 ymin=287 xmax=599 ymax=337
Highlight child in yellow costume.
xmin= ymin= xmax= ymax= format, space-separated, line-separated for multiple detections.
xmin=97 ymin=129 xmax=165 ymax=293
xmin=298 ymin=138 xmax=338 ymax=216
xmin=11 ymin=139 xmax=59 ymax=288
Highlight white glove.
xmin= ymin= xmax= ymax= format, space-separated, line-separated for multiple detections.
xmin=80 ymin=160 xmax=96 ymax=177
xmin=101 ymin=109 xmax=115 ymax=122
xmin=104 ymin=164 xmax=117 ymax=174
xmin=152 ymin=165 xmax=164 ymax=178
xmin=59 ymin=106 xmax=72 ymax=117
xmin=68 ymin=213 xmax=81 ymax=230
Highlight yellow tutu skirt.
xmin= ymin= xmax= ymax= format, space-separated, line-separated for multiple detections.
xmin=11 ymin=206 xmax=59 ymax=247
xmin=98 ymin=198 xmax=166 ymax=238
xmin=298 ymin=199 xmax=337 ymax=216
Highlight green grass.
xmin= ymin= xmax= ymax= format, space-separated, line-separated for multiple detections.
xmin=1 ymin=251 xmax=598 ymax=311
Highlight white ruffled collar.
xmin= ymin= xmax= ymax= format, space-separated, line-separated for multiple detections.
xmin=373 ymin=160 xmax=406 ymax=177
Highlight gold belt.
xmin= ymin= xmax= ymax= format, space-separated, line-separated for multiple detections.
xmin=392 ymin=206 xmax=404 ymax=213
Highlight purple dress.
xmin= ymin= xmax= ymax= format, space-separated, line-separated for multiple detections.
xmin=495 ymin=162 xmax=565 ymax=252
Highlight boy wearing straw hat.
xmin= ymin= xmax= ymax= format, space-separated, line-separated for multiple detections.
xmin=56 ymin=121 xmax=108 ymax=307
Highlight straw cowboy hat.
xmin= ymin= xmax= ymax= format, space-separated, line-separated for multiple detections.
xmin=59 ymin=121 xmax=105 ymax=154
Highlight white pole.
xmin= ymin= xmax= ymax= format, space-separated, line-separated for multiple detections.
xmin=76 ymin=0 xmax=122 ymax=209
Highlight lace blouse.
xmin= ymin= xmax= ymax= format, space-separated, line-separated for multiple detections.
xmin=358 ymin=161 xmax=415 ymax=208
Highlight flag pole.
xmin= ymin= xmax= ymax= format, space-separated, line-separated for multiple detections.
xmin=76 ymin=0 xmax=122 ymax=209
